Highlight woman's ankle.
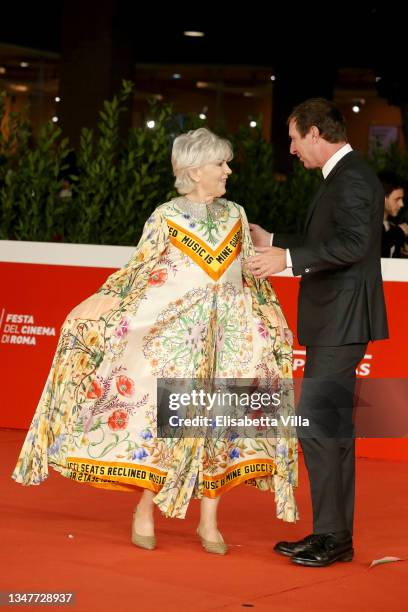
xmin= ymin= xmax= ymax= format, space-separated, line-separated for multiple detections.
xmin=135 ymin=490 xmax=155 ymax=514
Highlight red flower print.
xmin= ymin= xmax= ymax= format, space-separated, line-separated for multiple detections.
xmin=116 ymin=375 xmax=135 ymax=397
xmin=148 ymin=268 xmax=168 ymax=287
xmin=115 ymin=317 xmax=130 ymax=338
xmin=108 ymin=409 xmax=129 ymax=430
xmin=257 ymin=321 xmax=269 ymax=340
xmin=87 ymin=378 xmax=103 ymax=399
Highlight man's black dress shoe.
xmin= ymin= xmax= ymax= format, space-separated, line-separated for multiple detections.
xmin=291 ymin=533 xmax=354 ymax=567
xmin=273 ymin=534 xmax=321 ymax=557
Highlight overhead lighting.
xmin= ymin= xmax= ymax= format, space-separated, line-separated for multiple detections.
xmin=249 ymin=120 xmax=257 ymax=128
xmin=270 ymin=75 xmax=276 ymax=81
xmin=183 ymin=31 xmax=205 ymax=37
xmin=0 ymin=67 xmax=6 ymax=75
xmin=55 ymin=96 xmax=61 ymax=102
xmin=52 ymin=116 xmax=59 ymax=123
xmin=172 ymin=73 xmax=181 ymax=79
xmin=375 ymin=76 xmax=382 ymax=82
xmin=9 ymin=84 xmax=28 ymax=92
xmin=351 ymin=98 xmax=365 ymax=114
xmin=199 ymin=106 xmax=208 ymax=120
xmin=196 ymin=81 xmax=209 ymax=89
xmin=146 ymin=120 xmax=155 ymax=129
xmin=20 ymin=61 xmax=29 ymax=68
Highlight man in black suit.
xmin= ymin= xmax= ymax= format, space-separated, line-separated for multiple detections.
xmin=378 ymin=171 xmax=407 ymax=257
xmin=247 ymin=98 xmax=388 ymax=567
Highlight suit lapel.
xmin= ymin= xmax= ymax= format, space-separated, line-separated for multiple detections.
xmin=304 ymin=180 xmax=325 ymax=231
xmin=303 ymin=151 xmax=356 ymax=233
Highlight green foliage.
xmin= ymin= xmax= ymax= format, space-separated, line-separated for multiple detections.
xmin=0 ymin=83 xmax=177 ymax=245
xmin=368 ymin=141 xmax=408 ymax=179
xmin=0 ymin=91 xmax=70 ymax=241
xmin=2 ymin=83 xmax=401 ymax=246
xmin=65 ymin=81 xmax=176 ymax=244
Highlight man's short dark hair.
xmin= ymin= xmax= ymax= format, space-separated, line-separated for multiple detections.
xmin=288 ymin=98 xmax=347 ymax=143
xmin=377 ymin=170 xmax=405 ymax=197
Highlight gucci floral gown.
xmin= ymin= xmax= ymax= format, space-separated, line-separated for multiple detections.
xmin=13 ymin=197 xmax=298 ymax=522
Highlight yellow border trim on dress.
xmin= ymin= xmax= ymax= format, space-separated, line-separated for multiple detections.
xmin=58 ymin=456 xmax=277 ymax=497
xmin=167 ymin=219 xmax=241 ymax=280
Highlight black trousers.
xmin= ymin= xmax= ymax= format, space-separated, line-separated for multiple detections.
xmin=297 ymin=343 xmax=367 ymax=535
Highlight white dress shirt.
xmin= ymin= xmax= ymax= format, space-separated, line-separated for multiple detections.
xmin=321 ymin=143 xmax=352 ymax=179
xmin=270 ymin=143 xmax=353 ymax=269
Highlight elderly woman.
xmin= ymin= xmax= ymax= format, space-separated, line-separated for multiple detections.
xmin=13 ymin=128 xmax=297 ymax=554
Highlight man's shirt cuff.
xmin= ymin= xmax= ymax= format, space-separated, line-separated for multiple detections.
xmin=270 ymin=233 xmax=292 ymax=268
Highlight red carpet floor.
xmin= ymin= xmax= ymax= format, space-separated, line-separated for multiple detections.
xmin=1 ymin=429 xmax=407 ymax=611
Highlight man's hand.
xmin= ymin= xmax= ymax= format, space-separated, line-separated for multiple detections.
xmin=245 ymin=246 xmax=287 ymax=277
xmin=249 ymin=223 xmax=271 ymax=247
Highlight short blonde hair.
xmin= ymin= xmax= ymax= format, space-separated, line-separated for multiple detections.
xmin=171 ymin=128 xmax=233 ymax=195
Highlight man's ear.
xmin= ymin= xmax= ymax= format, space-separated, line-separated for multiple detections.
xmin=189 ymin=167 xmax=201 ymax=183
xmin=310 ymin=125 xmax=320 ymax=142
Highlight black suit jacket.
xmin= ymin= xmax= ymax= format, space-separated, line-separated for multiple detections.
xmin=381 ymin=223 xmax=405 ymax=258
xmin=274 ymin=151 xmax=389 ymax=346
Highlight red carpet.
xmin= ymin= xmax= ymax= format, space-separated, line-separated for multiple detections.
xmin=1 ymin=429 xmax=407 ymax=611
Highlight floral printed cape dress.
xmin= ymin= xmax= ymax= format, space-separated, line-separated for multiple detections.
xmin=13 ymin=197 xmax=298 ymax=522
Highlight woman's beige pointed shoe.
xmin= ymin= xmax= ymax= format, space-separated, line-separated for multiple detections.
xmin=131 ymin=511 xmax=156 ymax=550
xmin=196 ymin=528 xmax=228 ymax=555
